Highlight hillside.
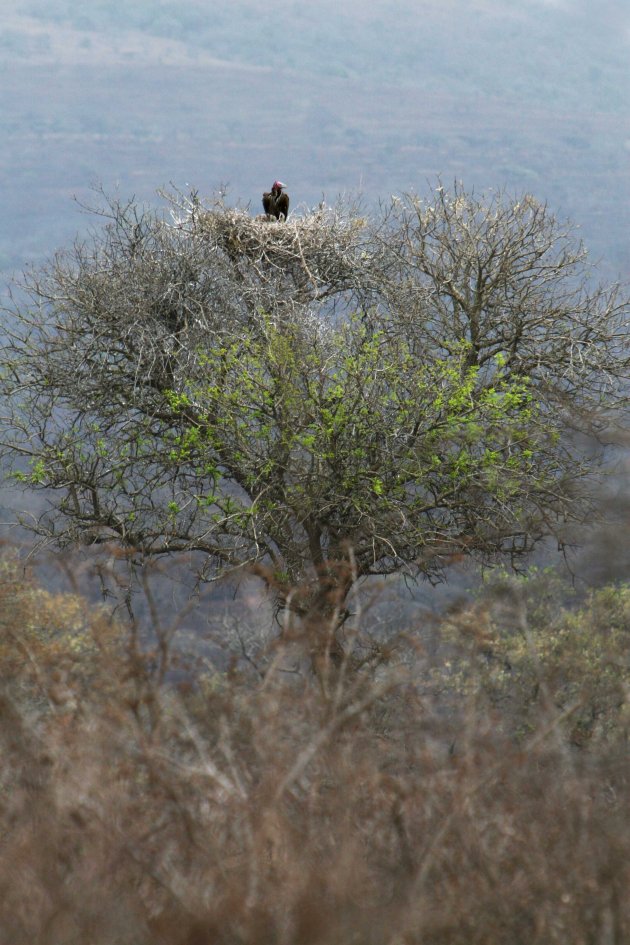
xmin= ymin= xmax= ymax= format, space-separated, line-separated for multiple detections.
xmin=0 ymin=0 xmax=629 ymax=286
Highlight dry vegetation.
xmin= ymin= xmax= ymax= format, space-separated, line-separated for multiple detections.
xmin=1 ymin=548 xmax=630 ymax=944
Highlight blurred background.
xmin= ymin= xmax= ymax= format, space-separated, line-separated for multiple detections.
xmin=1 ymin=0 xmax=628 ymax=283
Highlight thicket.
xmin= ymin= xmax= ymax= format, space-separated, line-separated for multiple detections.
xmin=1 ymin=549 xmax=630 ymax=944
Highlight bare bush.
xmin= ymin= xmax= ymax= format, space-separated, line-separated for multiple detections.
xmin=1 ymin=552 xmax=630 ymax=944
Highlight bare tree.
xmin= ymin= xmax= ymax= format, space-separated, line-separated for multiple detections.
xmin=1 ymin=185 xmax=627 ymax=636
xmin=373 ymin=185 xmax=628 ymax=406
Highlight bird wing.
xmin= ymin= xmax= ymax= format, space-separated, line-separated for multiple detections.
xmin=276 ymin=192 xmax=289 ymax=219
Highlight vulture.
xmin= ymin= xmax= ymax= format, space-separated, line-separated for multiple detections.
xmin=262 ymin=180 xmax=289 ymax=220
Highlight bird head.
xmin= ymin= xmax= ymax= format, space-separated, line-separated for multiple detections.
xmin=272 ymin=180 xmax=286 ymax=193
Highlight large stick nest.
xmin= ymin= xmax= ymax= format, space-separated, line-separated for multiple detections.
xmin=167 ymin=197 xmax=369 ymax=306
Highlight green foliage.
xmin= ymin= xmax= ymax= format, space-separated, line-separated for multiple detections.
xmin=2 ymin=189 xmax=627 ymax=606
xmin=0 ymin=552 xmax=122 ymax=709
xmin=155 ymin=310 xmax=554 ymax=579
xmin=436 ymin=576 xmax=630 ymax=747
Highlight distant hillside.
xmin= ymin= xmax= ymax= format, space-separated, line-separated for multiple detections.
xmin=1 ymin=0 xmax=629 ymax=284
xmin=14 ymin=0 xmax=630 ymax=113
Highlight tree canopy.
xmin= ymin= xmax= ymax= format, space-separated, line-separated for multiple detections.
xmin=2 ymin=185 xmax=628 ymax=621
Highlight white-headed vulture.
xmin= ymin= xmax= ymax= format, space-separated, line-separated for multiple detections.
xmin=262 ymin=180 xmax=289 ymax=221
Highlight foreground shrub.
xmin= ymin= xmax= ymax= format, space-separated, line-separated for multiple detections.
xmin=1 ymin=556 xmax=630 ymax=944
xmin=437 ymin=574 xmax=630 ymax=747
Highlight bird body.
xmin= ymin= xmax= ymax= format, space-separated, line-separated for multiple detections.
xmin=262 ymin=180 xmax=289 ymax=220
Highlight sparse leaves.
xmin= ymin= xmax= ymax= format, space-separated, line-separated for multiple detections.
xmin=0 ymin=185 xmax=627 ymax=609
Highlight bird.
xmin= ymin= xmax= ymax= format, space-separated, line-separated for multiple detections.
xmin=262 ymin=180 xmax=289 ymax=221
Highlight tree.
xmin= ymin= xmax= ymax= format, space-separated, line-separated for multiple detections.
xmin=1 ymin=185 xmax=628 ymax=642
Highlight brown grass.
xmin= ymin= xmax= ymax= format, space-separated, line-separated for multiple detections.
xmin=0 ymin=552 xmax=629 ymax=944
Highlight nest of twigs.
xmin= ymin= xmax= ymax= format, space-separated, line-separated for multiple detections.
xmin=165 ymin=195 xmax=368 ymax=304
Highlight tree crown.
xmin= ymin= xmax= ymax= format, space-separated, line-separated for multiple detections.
xmin=2 ymin=185 xmax=628 ymax=609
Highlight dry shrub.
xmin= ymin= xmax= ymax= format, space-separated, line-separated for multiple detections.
xmin=436 ymin=576 xmax=630 ymax=748
xmin=0 ymin=553 xmax=629 ymax=944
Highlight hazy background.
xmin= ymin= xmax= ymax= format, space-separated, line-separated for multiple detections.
xmin=1 ymin=0 xmax=628 ymax=605
xmin=1 ymin=0 xmax=629 ymax=284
